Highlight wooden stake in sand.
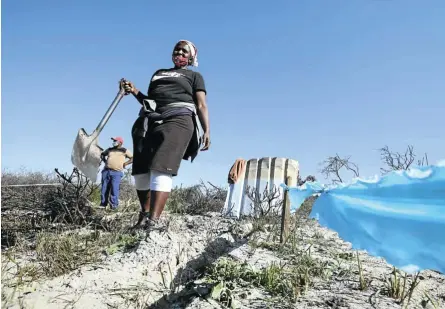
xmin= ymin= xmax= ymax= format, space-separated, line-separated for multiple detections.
xmin=280 ymin=176 xmax=294 ymax=244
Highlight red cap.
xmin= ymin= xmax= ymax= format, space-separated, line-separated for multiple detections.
xmin=111 ymin=136 xmax=124 ymax=144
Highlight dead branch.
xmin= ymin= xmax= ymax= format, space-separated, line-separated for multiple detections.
xmin=245 ymin=183 xmax=283 ymax=218
xmin=379 ymin=145 xmax=428 ymax=174
xmin=320 ymin=154 xmax=359 ymax=184
xmin=165 ymin=180 xmax=227 ymax=215
xmin=50 ymin=168 xmax=97 ymax=225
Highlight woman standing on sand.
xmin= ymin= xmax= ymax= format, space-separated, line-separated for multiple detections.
xmin=122 ymin=40 xmax=210 ymax=229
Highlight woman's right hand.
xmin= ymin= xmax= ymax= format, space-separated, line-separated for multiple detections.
xmin=121 ymin=79 xmax=138 ymax=95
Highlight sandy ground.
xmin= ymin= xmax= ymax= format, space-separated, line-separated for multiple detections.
xmin=2 ymin=213 xmax=444 ymax=309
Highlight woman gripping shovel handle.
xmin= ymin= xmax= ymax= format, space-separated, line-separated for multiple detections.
xmin=119 ymin=40 xmax=211 ymax=231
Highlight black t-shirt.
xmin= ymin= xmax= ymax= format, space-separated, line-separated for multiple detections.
xmin=147 ymin=68 xmax=206 ymax=107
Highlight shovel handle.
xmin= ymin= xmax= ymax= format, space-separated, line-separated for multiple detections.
xmin=94 ymin=79 xmax=126 ymax=134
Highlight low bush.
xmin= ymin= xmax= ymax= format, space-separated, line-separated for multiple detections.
xmin=166 ymin=181 xmax=227 ymax=215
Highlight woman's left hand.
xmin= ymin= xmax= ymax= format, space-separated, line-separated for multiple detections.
xmin=201 ymin=132 xmax=211 ymax=151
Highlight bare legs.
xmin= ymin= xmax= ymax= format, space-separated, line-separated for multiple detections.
xmin=137 ymin=190 xmax=151 ymax=212
xmin=133 ymin=189 xmax=169 ymax=228
xmin=133 ymin=189 xmax=150 ymax=228
xmin=150 ymin=191 xmax=169 ymax=219
xmin=132 ymin=169 xmax=173 ymax=229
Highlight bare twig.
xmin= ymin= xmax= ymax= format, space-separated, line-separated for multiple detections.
xmin=320 ymin=154 xmax=359 ymax=184
xmin=245 ymin=183 xmax=283 ymax=218
xmin=379 ymin=145 xmax=429 ymax=174
xmin=165 ymin=181 xmax=227 ymax=215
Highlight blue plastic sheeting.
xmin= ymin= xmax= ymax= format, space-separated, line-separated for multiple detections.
xmin=284 ymin=162 xmax=445 ymax=274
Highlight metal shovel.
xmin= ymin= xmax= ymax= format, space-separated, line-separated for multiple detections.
xmin=71 ymin=79 xmax=126 ymax=181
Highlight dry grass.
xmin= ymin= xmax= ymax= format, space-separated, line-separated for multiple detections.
xmin=357 ymin=251 xmax=371 ymax=291
xmin=1 ymin=168 xmax=142 ymax=299
xmin=382 ymin=267 xmax=421 ymax=307
xmin=204 ymin=205 xmax=426 ymax=309
xmin=34 ymin=229 xmax=140 ymax=277
xmin=203 ymin=213 xmax=336 ymax=306
xmin=1 ymin=169 xmax=431 ymax=309
xmin=1 ymin=168 xmax=225 ymax=294
xmin=204 ymin=251 xmax=327 ymax=305
xmin=165 ymin=180 xmax=227 ymax=215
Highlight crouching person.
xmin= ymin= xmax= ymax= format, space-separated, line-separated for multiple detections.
xmin=100 ymin=137 xmax=133 ymax=209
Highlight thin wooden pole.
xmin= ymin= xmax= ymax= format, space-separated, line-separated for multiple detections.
xmin=280 ymin=176 xmax=292 ymax=244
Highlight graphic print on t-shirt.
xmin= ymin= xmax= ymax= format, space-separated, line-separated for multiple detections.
xmin=151 ymin=71 xmax=185 ymax=82
xmin=147 ymin=68 xmax=206 ymax=106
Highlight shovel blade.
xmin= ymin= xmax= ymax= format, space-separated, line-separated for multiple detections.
xmin=71 ymin=128 xmax=104 ymax=182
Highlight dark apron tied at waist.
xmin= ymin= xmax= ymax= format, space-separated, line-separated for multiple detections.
xmin=132 ymin=100 xmax=202 ymax=162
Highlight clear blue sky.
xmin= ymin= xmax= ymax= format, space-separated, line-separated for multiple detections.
xmin=2 ymin=0 xmax=444 ymax=186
